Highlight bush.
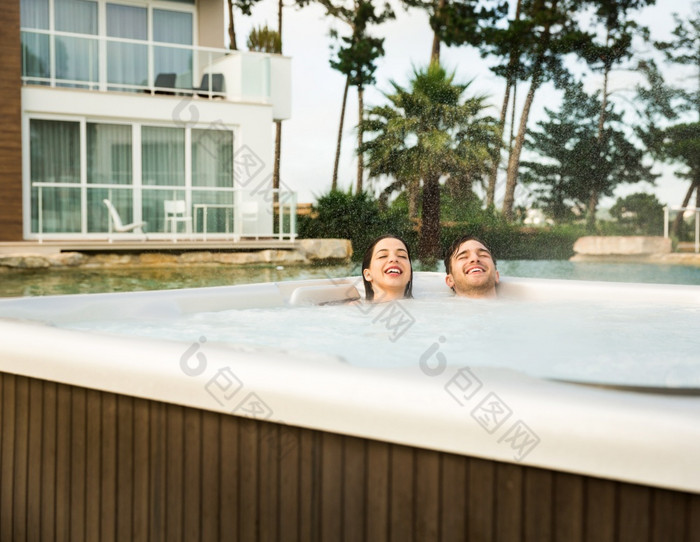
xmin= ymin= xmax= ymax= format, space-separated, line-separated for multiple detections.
xmin=300 ymin=190 xmax=582 ymax=262
xmin=298 ymin=190 xmax=417 ymax=260
xmin=609 ymin=193 xmax=665 ymax=235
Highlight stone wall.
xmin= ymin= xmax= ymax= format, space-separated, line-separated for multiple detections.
xmin=573 ymin=236 xmax=671 ymax=256
xmin=0 ymin=239 xmax=352 ymax=270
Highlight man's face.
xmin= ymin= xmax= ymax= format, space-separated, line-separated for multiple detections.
xmin=445 ymin=239 xmax=499 ymax=298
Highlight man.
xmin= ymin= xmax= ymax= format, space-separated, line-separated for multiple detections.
xmin=444 ymin=235 xmax=499 ymax=298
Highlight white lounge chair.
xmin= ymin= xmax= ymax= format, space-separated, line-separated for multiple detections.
xmin=103 ymin=199 xmax=147 ymax=242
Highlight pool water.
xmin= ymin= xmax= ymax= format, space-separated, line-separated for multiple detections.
xmin=65 ymin=294 xmax=700 ymax=389
xmin=2 ymin=260 xmax=700 ymax=297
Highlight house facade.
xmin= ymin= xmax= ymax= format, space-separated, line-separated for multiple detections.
xmin=0 ymin=0 xmax=291 ymax=242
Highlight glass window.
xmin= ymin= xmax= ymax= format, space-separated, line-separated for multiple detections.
xmin=192 ymin=128 xmax=233 ymax=188
xmin=107 ymin=4 xmax=147 ymax=40
xmin=87 ymin=123 xmax=132 ymax=185
xmin=55 ymin=0 xmax=97 ymax=35
xmin=87 ymin=123 xmax=134 ymax=231
xmin=20 ymin=0 xmax=50 ymax=80
xmin=153 ymin=9 xmax=193 ymax=44
xmin=153 ymin=9 xmax=193 ymax=89
xmin=30 ymin=119 xmax=82 ymax=233
xmin=142 ymin=126 xmax=185 ymax=186
xmin=21 ymin=32 xmax=50 ymax=79
xmin=20 ymin=0 xmax=49 ymax=29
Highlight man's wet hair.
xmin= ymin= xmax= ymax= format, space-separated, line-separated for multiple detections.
xmin=443 ymin=235 xmax=497 ymax=275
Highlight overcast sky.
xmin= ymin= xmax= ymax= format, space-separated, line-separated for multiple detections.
xmin=234 ymin=0 xmax=696 ymax=209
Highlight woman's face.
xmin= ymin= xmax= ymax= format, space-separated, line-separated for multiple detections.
xmin=363 ymin=237 xmax=411 ymax=301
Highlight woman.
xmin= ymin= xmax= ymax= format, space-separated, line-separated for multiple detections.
xmin=361 ymin=235 xmax=414 ymax=302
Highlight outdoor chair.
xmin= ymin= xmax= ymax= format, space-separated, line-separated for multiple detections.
xmin=193 ymin=73 xmax=225 ymax=98
xmin=103 ymin=199 xmax=147 ymax=242
xmin=164 ymin=199 xmax=193 ymax=241
xmin=241 ymin=201 xmax=259 ymax=240
xmin=153 ymin=73 xmax=177 ymax=95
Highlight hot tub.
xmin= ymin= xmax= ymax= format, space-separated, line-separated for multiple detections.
xmin=0 ymin=272 xmax=698 ymax=541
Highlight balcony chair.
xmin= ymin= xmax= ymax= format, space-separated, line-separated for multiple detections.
xmin=240 ymin=201 xmax=259 ymax=240
xmin=103 ymin=199 xmax=147 ymax=242
xmin=154 ymin=73 xmax=177 ymax=95
xmin=164 ymin=200 xmax=193 ymax=241
xmin=193 ymin=73 xmax=225 ymax=98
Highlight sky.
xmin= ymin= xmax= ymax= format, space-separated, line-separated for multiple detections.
xmin=233 ymin=0 xmax=697 ymax=210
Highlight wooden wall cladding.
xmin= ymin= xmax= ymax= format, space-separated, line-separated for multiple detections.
xmin=0 ymin=0 xmax=24 ymax=241
xmin=1 ymin=372 xmax=699 ymax=541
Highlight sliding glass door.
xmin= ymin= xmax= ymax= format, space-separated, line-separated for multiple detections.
xmin=28 ymin=118 xmax=235 ymax=238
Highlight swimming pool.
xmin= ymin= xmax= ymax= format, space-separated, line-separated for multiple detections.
xmin=1 ymin=272 xmax=698 ymax=539
xmin=1 ymin=258 xmax=699 ymax=298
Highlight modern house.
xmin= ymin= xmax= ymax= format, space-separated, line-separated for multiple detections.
xmin=0 ymin=0 xmax=292 ymax=243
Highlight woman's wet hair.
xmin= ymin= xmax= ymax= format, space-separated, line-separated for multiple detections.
xmin=361 ymin=234 xmax=414 ymax=301
xmin=443 ymin=235 xmax=496 ymax=275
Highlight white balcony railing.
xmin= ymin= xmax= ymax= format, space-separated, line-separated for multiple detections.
xmin=20 ymin=27 xmax=286 ymax=108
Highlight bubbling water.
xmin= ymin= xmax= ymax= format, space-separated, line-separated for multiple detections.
xmin=65 ymin=297 xmax=700 ymax=388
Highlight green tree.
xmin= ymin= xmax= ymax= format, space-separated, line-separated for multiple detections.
xmin=637 ymin=3 xmax=700 ymax=236
xmin=247 ymin=25 xmax=282 ymax=53
xmin=401 ymin=0 xmax=507 ymax=63
xmin=361 ymin=63 xmax=500 ymax=259
xmin=578 ymin=0 xmax=655 ymax=229
xmin=520 ymin=83 xmax=656 ymax=227
xmin=329 ymin=0 xmax=394 ymax=193
xmin=305 ymin=0 xmax=394 ymax=193
xmin=473 ymin=0 xmax=653 ymax=220
xmin=610 ymin=192 xmax=665 ymax=234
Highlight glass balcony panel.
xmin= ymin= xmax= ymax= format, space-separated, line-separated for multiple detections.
xmin=241 ymin=54 xmax=270 ymax=99
xmin=154 ymin=46 xmax=192 ymax=90
xmin=142 ymin=188 xmax=187 ymax=232
xmin=192 ymin=190 xmax=234 ymax=234
xmin=55 ymin=35 xmax=98 ymax=84
xmin=21 ymin=31 xmax=50 ymax=79
xmin=107 ymin=42 xmax=148 ymax=88
xmin=31 ymin=186 xmax=81 ymax=233
xmin=87 ymin=187 xmax=133 ymax=232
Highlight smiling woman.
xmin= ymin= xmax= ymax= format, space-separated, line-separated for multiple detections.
xmin=361 ymin=234 xmax=414 ymax=302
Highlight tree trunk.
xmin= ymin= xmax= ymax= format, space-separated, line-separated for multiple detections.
xmin=332 ymin=76 xmax=350 ymax=191
xmin=272 ymin=0 xmax=283 ymax=197
xmin=430 ymin=0 xmax=446 ymax=63
xmin=408 ymin=178 xmax=420 ymax=219
xmin=227 ymin=0 xmax=237 ymax=50
xmin=273 ymin=121 xmax=281 ymax=192
xmin=502 ymin=73 xmax=539 ymax=220
xmin=278 ymin=0 xmax=283 ymax=45
xmin=502 ymin=0 xmax=556 ymax=221
xmin=356 ymin=86 xmax=364 ymax=194
xmin=486 ymin=0 xmax=521 ymax=209
xmin=486 ymin=81 xmax=511 ymax=208
xmin=587 ymin=35 xmax=611 ymax=232
xmin=418 ymin=173 xmax=441 ymax=260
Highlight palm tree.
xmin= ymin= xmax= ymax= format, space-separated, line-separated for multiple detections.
xmin=362 ymin=63 xmax=500 ymax=259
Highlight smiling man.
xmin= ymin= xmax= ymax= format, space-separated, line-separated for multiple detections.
xmin=444 ymin=235 xmax=499 ymax=298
